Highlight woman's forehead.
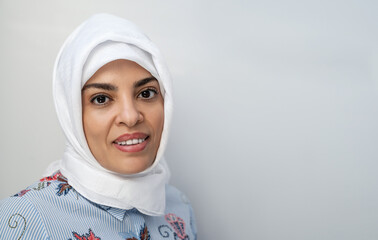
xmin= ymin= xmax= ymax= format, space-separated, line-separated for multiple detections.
xmin=84 ymin=60 xmax=154 ymax=84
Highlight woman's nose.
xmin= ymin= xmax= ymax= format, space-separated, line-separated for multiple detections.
xmin=115 ymin=99 xmax=143 ymax=127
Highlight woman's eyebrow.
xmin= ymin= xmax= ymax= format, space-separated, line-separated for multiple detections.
xmin=134 ymin=77 xmax=157 ymax=88
xmin=82 ymin=83 xmax=118 ymax=92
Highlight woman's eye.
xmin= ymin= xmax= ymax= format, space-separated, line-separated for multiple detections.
xmin=91 ymin=95 xmax=110 ymax=105
xmin=138 ymin=89 xmax=157 ymax=99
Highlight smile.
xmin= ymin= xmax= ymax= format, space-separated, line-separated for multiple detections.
xmin=114 ymin=138 xmax=147 ymax=146
xmin=112 ymin=133 xmax=149 ymax=153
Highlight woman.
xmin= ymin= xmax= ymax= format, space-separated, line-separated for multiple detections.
xmin=0 ymin=13 xmax=197 ymax=239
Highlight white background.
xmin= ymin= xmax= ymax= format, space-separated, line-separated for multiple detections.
xmin=1 ymin=1 xmax=378 ymax=239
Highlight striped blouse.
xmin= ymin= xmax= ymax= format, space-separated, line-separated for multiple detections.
xmin=0 ymin=172 xmax=197 ymax=239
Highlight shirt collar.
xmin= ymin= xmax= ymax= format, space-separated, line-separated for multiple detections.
xmin=90 ymin=200 xmax=128 ymax=221
xmin=106 ymin=207 xmax=128 ymax=221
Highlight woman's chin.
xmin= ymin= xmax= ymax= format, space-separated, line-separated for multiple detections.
xmin=100 ymin=157 xmax=153 ymax=175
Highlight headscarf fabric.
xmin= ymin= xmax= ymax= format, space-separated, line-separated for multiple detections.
xmin=44 ymin=13 xmax=173 ymax=216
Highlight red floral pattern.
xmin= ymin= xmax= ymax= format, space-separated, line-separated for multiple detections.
xmin=40 ymin=172 xmax=63 ymax=182
xmin=139 ymin=224 xmax=151 ymax=240
xmin=71 ymin=229 xmax=101 ymax=240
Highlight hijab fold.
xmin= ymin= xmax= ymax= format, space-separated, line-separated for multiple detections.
xmin=44 ymin=13 xmax=172 ymax=216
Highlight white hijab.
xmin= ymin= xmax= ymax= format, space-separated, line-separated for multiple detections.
xmin=44 ymin=13 xmax=173 ymax=216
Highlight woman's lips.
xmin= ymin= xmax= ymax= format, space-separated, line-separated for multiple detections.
xmin=113 ymin=132 xmax=149 ymax=152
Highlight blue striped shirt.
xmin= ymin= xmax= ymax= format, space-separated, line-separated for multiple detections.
xmin=0 ymin=172 xmax=197 ymax=239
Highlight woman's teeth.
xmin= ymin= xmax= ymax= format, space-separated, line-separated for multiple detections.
xmin=115 ymin=138 xmax=145 ymax=146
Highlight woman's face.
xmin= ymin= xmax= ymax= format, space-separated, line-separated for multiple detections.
xmin=82 ymin=59 xmax=164 ymax=174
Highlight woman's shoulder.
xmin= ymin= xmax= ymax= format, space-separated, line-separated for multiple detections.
xmin=0 ymin=171 xmax=78 ymax=220
xmin=0 ymin=171 xmax=81 ymax=239
xmin=3 ymin=171 xmax=76 ymax=203
xmin=0 ymin=180 xmax=55 ymax=239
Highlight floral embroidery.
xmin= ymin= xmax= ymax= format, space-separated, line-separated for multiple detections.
xmin=40 ymin=171 xmax=62 ymax=182
xmin=56 ymin=182 xmax=72 ymax=196
xmin=13 ymin=172 xmax=58 ymax=197
xmin=165 ymin=213 xmax=188 ymax=240
xmin=12 ymin=171 xmax=74 ymax=198
xmin=41 ymin=171 xmax=73 ymax=196
xmin=56 ymin=174 xmax=73 ymax=196
xmin=138 ymin=224 xmax=151 ymax=240
xmin=33 ymin=181 xmax=51 ymax=191
xmin=13 ymin=189 xmax=31 ymax=197
xmin=119 ymin=223 xmax=150 ymax=240
xmin=71 ymin=229 xmax=101 ymax=240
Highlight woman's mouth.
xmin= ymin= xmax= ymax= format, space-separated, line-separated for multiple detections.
xmin=114 ymin=137 xmax=147 ymax=146
xmin=112 ymin=133 xmax=149 ymax=152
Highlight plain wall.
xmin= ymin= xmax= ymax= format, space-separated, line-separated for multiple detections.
xmin=1 ymin=0 xmax=378 ymax=239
